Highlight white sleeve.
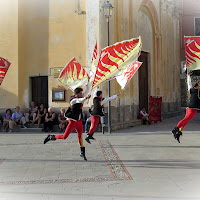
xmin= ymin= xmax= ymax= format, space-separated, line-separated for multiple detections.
xmin=82 ymin=82 xmax=92 ymax=97
xmin=93 ymin=88 xmax=98 ymax=98
xmin=101 ymin=95 xmax=118 ymax=105
xmin=139 ymin=110 xmax=144 ymax=116
xmin=187 ymin=74 xmax=192 ymax=91
xmin=70 ymin=97 xmax=87 ymax=106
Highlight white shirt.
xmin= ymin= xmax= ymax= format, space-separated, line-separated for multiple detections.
xmin=93 ymin=88 xmax=118 ymax=105
xmin=187 ymin=74 xmax=192 ymax=91
xmin=67 ymin=83 xmax=91 ymax=121
xmin=140 ymin=110 xmax=148 ymax=116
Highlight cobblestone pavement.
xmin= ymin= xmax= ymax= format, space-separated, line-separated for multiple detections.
xmin=1 ymin=112 xmax=200 ymax=199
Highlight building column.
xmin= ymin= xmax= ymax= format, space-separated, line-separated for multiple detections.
xmin=86 ymin=0 xmax=100 ymax=68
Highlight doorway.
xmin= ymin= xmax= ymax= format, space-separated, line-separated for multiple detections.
xmin=31 ymin=76 xmax=48 ymax=108
xmin=138 ymin=51 xmax=149 ymax=110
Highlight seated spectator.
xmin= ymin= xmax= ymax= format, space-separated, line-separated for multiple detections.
xmin=24 ymin=108 xmax=30 ymax=122
xmin=139 ymin=107 xmax=151 ymax=125
xmin=31 ymin=103 xmax=47 ymax=128
xmin=42 ymin=107 xmax=56 ymax=132
xmin=2 ymin=109 xmax=12 ymax=132
xmin=9 ymin=106 xmax=28 ymax=132
xmin=85 ymin=105 xmax=93 ymax=133
xmin=58 ymin=108 xmax=68 ymax=132
xmin=25 ymin=101 xmax=38 ymax=122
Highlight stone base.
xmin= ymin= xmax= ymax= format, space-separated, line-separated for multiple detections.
xmin=0 ymin=102 xmax=182 ymax=132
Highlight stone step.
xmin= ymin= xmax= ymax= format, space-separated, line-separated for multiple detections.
xmin=20 ymin=127 xmax=43 ymax=133
xmin=25 ymin=123 xmax=44 ymax=128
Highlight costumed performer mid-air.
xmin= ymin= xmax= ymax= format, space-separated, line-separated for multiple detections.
xmin=43 ymin=84 xmax=91 ymax=161
xmin=172 ymin=72 xmax=200 ymax=143
xmin=85 ymin=87 xmax=120 ymax=144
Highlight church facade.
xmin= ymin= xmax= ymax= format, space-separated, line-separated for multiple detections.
xmin=0 ymin=0 xmax=181 ymax=129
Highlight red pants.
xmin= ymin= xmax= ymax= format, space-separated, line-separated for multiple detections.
xmin=177 ymin=108 xmax=197 ymax=131
xmin=88 ymin=115 xmax=100 ymax=135
xmin=55 ymin=120 xmax=83 ymax=147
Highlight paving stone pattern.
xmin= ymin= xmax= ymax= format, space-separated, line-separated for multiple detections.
xmin=0 ymin=136 xmax=131 ymax=185
xmin=1 ymin=114 xmax=200 ymax=199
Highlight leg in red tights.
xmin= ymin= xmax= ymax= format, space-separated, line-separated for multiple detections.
xmin=55 ymin=120 xmax=84 ymax=147
xmin=55 ymin=120 xmax=76 ymax=140
xmin=75 ymin=120 xmax=84 ymax=147
xmin=85 ymin=115 xmax=99 ymax=144
xmin=44 ymin=120 xmax=87 ymax=161
xmin=88 ymin=115 xmax=100 ymax=135
xmin=172 ymin=108 xmax=197 ymax=143
xmin=177 ymin=108 xmax=197 ymax=131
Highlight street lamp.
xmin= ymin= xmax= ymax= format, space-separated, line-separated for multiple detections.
xmin=102 ymin=1 xmax=114 ymax=133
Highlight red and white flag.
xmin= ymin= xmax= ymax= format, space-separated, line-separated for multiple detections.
xmin=58 ymin=58 xmax=89 ymax=91
xmin=91 ymin=42 xmax=97 ymax=64
xmin=89 ymin=41 xmax=98 ymax=80
xmin=116 ymin=61 xmax=142 ymax=89
xmin=0 ymin=57 xmax=11 ymax=86
xmin=92 ymin=37 xmax=142 ymax=88
xmin=184 ymin=36 xmax=200 ymax=70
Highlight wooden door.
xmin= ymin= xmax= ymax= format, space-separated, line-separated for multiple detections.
xmin=31 ymin=76 xmax=48 ymax=108
xmin=138 ymin=52 xmax=149 ymax=110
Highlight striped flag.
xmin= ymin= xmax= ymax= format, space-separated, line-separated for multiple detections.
xmin=185 ymin=36 xmax=200 ymax=70
xmin=89 ymin=41 xmax=98 ymax=80
xmin=92 ymin=36 xmax=142 ymax=88
xmin=58 ymin=58 xmax=89 ymax=91
xmin=116 ymin=61 xmax=142 ymax=89
xmin=0 ymin=57 xmax=11 ymax=86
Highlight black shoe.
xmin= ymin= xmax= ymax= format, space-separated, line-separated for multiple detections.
xmin=176 ymin=131 xmax=182 ymax=143
xmin=89 ymin=133 xmax=95 ymax=140
xmin=90 ymin=135 xmax=95 ymax=140
xmin=85 ymin=135 xmax=91 ymax=144
xmin=43 ymin=134 xmax=56 ymax=144
xmin=172 ymin=127 xmax=179 ymax=139
xmin=80 ymin=147 xmax=87 ymax=161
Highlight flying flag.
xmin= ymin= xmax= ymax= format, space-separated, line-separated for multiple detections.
xmin=89 ymin=41 xmax=98 ymax=80
xmin=184 ymin=36 xmax=200 ymax=71
xmin=92 ymin=36 xmax=142 ymax=88
xmin=116 ymin=61 xmax=142 ymax=89
xmin=91 ymin=42 xmax=97 ymax=67
xmin=0 ymin=57 xmax=11 ymax=86
xmin=58 ymin=57 xmax=89 ymax=91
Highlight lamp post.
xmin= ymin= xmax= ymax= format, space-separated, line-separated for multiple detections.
xmin=102 ymin=1 xmax=113 ymax=133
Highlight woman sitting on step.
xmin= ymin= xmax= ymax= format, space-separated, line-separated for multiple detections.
xmin=31 ymin=103 xmax=47 ymax=128
xmin=42 ymin=107 xmax=56 ymax=132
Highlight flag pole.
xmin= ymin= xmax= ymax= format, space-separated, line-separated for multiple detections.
xmin=107 ymin=17 xmax=111 ymax=134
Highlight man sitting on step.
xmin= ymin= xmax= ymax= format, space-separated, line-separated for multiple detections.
xmin=9 ymin=106 xmax=28 ymax=132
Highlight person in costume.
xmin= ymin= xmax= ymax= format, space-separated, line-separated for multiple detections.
xmin=43 ymin=85 xmax=91 ymax=161
xmin=85 ymin=88 xmax=120 ymax=144
xmin=139 ymin=107 xmax=151 ymax=125
xmin=172 ymin=72 xmax=200 ymax=143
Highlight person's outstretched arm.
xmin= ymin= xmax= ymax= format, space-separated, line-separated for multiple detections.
xmin=82 ymin=81 xmax=92 ymax=98
xmin=101 ymin=94 xmax=120 ymax=105
xmin=70 ymin=95 xmax=91 ymax=106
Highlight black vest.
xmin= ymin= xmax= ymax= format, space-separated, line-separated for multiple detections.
xmin=189 ymin=88 xmax=200 ymax=109
xmin=91 ymin=97 xmax=105 ymax=116
xmin=47 ymin=112 xmax=54 ymax=119
xmin=65 ymin=96 xmax=83 ymax=120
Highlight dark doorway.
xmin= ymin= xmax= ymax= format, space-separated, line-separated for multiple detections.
xmin=138 ymin=52 xmax=149 ymax=110
xmin=31 ymin=76 xmax=48 ymax=108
